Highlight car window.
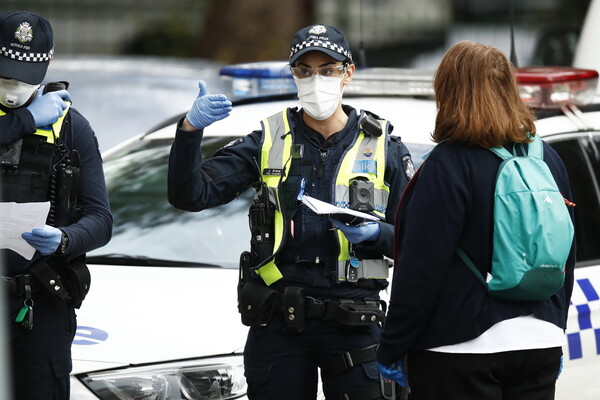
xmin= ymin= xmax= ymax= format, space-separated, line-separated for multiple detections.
xmin=550 ymin=134 xmax=600 ymax=266
xmin=89 ymin=137 xmax=253 ymax=268
xmin=90 ymin=135 xmax=433 ymax=268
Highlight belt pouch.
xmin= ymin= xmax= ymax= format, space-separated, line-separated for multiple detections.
xmin=238 ymin=279 xmax=279 ymax=327
xmin=30 ymin=262 xmax=70 ymax=304
xmin=282 ymin=287 xmax=306 ymax=332
xmin=335 ymin=300 xmax=385 ymax=326
xmin=61 ymin=256 xmax=91 ymax=308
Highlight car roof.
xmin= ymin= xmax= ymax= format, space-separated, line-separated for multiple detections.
xmin=144 ymin=95 xmax=438 ymax=144
xmin=103 ymin=62 xmax=600 ymax=159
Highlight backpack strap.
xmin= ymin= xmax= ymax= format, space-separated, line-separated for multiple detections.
xmin=526 ymin=134 xmax=544 ymax=159
xmin=489 ymin=145 xmax=512 ymax=160
xmin=456 ymin=247 xmax=488 ymax=287
xmin=489 ymin=135 xmax=544 ymax=160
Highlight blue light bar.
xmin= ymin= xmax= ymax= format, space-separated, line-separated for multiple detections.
xmin=220 ymin=61 xmax=292 ymax=78
xmin=219 ymin=61 xmax=436 ymax=101
xmin=219 ymin=61 xmax=296 ymax=100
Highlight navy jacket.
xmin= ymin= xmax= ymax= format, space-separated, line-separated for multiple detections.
xmin=376 ymin=140 xmax=576 ymax=365
xmin=168 ymin=106 xmax=413 ymax=299
xmin=1 ymin=106 xmax=113 ymax=275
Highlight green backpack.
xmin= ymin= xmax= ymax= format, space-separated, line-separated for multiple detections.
xmin=457 ymin=135 xmax=574 ymax=301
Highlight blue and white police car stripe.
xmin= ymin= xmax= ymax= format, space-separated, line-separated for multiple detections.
xmin=567 ymin=278 xmax=600 ymax=360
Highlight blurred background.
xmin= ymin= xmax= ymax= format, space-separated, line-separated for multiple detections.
xmin=0 ymin=0 xmax=590 ymax=66
xmin=0 ymin=0 xmax=593 ymax=149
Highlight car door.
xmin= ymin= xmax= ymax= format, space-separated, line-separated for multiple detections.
xmin=547 ymin=132 xmax=600 ymax=400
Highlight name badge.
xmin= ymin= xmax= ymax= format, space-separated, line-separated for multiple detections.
xmin=263 ymin=168 xmax=284 ymax=176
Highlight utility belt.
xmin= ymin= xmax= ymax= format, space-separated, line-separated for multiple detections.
xmin=2 ymin=274 xmax=42 ymax=296
xmin=238 ymin=250 xmax=385 ymax=330
xmin=238 ymin=278 xmax=400 ymax=400
xmin=238 ymin=279 xmax=385 ymax=331
xmin=3 ymin=257 xmax=90 ymax=309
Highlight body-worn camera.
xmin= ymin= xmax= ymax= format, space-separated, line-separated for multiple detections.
xmin=349 ymin=178 xmax=374 ymax=212
xmin=43 ymin=81 xmax=69 ymax=94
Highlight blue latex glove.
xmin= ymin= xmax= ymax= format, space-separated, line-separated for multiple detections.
xmin=26 ymin=89 xmax=71 ymax=127
xmin=185 ymin=81 xmax=232 ymax=129
xmin=21 ymin=225 xmax=63 ymax=255
xmin=330 ymin=219 xmax=381 ymax=243
xmin=376 ymin=361 xmax=407 ymax=387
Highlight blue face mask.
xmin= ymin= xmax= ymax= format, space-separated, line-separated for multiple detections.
xmin=0 ymin=78 xmax=40 ymax=108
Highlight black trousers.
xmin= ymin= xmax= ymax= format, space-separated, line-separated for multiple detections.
xmin=7 ymin=293 xmax=76 ymax=400
xmin=244 ymin=316 xmax=384 ymax=400
xmin=406 ymin=347 xmax=563 ymax=400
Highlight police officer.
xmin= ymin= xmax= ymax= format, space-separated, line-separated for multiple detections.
xmin=168 ymin=24 xmax=413 ymax=400
xmin=0 ymin=11 xmax=112 ymax=400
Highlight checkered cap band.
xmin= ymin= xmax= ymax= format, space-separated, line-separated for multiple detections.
xmin=1 ymin=46 xmax=53 ymax=62
xmin=290 ymin=39 xmax=352 ymax=61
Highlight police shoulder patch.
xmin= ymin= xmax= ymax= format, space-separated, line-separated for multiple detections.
xmin=402 ymin=155 xmax=416 ymax=180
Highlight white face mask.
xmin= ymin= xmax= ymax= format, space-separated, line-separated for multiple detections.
xmin=0 ymin=78 xmax=40 ymax=108
xmin=295 ymin=74 xmax=344 ymax=120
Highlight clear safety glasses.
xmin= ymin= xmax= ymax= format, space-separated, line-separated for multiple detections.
xmin=290 ymin=64 xmax=348 ymax=80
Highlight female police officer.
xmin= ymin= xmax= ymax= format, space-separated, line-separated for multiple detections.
xmin=0 ymin=11 xmax=112 ymax=400
xmin=168 ymin=25 xmax=413 ymax=400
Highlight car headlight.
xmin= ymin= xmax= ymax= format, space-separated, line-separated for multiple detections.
xmin=79 ymin=355 xmax=246 ymax=400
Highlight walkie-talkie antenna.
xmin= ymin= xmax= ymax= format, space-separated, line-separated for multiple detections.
xmin=509 ymin=0 xmax=519 ymax=67
xmin=358 ymin=0 xmax=367 ymax=68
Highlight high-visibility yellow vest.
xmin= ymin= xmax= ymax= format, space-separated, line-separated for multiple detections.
xmin=254 ymin=108 xmax=390 ymax=286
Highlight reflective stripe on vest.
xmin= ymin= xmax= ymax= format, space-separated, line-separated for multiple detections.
xmin=337 ymin=258 xmax=391 ymax=283
xmin=255 ymin=109 xmax=292 ymax=285
xmin=333 ymin=117 xmax=389 ymax=264
xmin=0 ymin=103 xmax=70 ymax=143
xmin=257 ymin=109 xmax=390 ymax=285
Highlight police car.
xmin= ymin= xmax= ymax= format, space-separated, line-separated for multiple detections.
xmin=67 ymin=58 xmax=600 ymax=399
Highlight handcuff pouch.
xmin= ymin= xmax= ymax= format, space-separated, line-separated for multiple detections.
xmin=238 ymin=279 xmax=280 ymax=327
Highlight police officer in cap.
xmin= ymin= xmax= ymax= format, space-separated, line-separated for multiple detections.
xmin=168 ymin=24 xmax=413 ymax=399
xmin=0 ymin=11 xmax=112 ymax=399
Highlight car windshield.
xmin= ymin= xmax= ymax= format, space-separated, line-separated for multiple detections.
xmin=89 ymin=135 xmax=433 ymax=268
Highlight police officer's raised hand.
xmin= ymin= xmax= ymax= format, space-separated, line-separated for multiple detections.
xmin=21 ymin=225 xmax=63 ymax=255
xmin=26 ymin=89 xmax=71 ymax=128
xmin=183 ymin=80 xmax=232 ymax=130
xmin=330 ymin=219 xmax=381 ymax=243
xmin=376 ymin=361 xmax=407 ymax=387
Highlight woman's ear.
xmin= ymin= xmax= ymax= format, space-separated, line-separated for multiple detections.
xmin=343 ymin=64 xmax=355 ymax=86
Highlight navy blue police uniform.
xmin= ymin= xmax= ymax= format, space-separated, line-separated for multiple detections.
xmin=0 ymin=11 xmax=112 ymax=400
xmin=168 ymin=105 xmax=412 ymax=399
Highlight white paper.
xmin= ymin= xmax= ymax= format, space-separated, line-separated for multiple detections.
xmin=301 ymin=194 xmax=381 ymax=223
xmin=0 ymin=201 xmax=50 ymax=260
